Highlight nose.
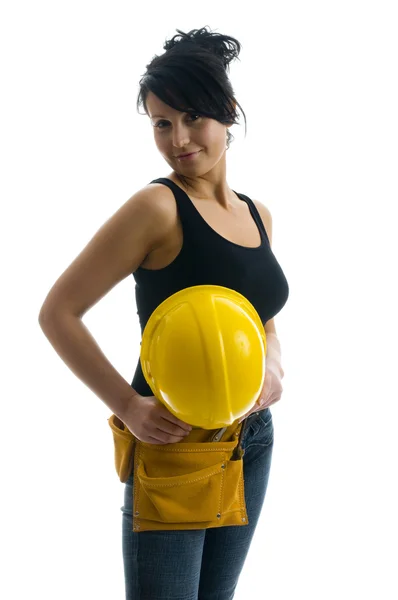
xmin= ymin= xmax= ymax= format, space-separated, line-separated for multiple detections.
xmin=171 ymin=123 xmax=191 ymax=149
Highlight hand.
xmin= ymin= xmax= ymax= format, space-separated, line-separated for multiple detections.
xmin=238 ymin=362 xmax=284 ymax=423
xmin=122 ymin=394 xmax=193 ymax=444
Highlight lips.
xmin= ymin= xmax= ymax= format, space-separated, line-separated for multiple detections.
xmin=177 ymin=151 xmax=200 ymax=158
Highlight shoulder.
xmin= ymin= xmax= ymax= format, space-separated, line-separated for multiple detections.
xmin=108 ymin=182 xmax=178 ymax=259
xmin=134 ymin=182 xmax=180 ymax=250
xmin=251 ymin=199 xmax=273 ymax=246
xmin=135 ymin=182 xmax=178 ymax=222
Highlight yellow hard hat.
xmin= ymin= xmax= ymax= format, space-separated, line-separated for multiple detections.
xmin=140 ymin=285 xmax=267 ymax=429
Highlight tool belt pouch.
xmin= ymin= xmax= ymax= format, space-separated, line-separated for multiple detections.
xmin=107 ymin=414 xmax=136 ymax=483
xmin=107 ymin=413 xmax=248 ymax=532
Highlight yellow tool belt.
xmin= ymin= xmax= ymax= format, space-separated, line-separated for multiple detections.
xmin=108 ymin=413 xmax=249 ymax=532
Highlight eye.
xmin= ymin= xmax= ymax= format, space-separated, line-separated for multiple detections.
xmin=155 ymin=114 xmax=201 ymax=129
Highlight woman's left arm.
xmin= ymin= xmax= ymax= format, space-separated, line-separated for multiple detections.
xmin=264 ymin=332 xmax=284 ymax=379
xmin=238 ymin=331 xmax=284 ymax=422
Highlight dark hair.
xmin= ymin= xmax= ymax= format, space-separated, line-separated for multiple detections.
xmin=136 ymin=26 xmax=247 ymax=151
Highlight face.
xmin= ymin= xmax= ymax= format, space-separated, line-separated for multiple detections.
xmin=146 ymin=91 xmax=232 ymax=173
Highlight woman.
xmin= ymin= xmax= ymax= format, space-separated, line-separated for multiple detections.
xmin=39 ymin=26 xmax=289 ymax=600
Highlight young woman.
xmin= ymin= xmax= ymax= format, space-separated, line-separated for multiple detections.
xmin=39 ymin=26 xmax=289 ymax=600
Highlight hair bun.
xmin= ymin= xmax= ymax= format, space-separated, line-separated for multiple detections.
xmin=163 ymin=26 xmax=241 ymax=69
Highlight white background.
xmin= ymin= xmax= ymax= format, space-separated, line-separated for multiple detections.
xmin=2 ymin=1 xmax=398 ymax=598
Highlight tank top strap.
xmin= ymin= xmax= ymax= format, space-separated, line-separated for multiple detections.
xmin=148 ymin=177 xmax=193 ymax=222
xmin=234 ymin=192 xmax=270 ymax=245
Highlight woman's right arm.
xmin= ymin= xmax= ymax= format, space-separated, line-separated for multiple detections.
xmin=38 ymin=185 xmax=171 ymax=423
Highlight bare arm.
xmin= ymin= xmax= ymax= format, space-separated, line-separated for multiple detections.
xmin=38 ymin=313 xmax=141 ymax=422
xmin=253 ymin=199 xmax=285 ymax=379
xmin=38 ymin=185 xmax=172 ymax=421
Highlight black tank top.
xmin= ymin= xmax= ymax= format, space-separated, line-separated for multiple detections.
xmin=131 ymin=177 xmax=289 ymax=396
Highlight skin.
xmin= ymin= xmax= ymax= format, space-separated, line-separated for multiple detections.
xmin=146 ymin=91 xmax=238 ymax=210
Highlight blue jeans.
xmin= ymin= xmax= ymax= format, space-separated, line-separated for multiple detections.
xmin=120 ymin=407 xmax=274 ymax=600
